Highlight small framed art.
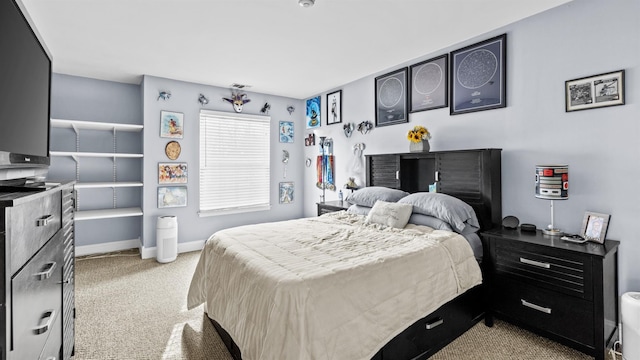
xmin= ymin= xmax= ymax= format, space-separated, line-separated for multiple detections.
xmin=306 ymin=96 xmax=321 ymax=129
xmin=279 ymin=182 xmax=294 ymax=204
xmin=450 ymin=34 xmax=506 ymax=115
xmin=279 ymin=121 xmax=294 ymax=143
xmin=580 ymin=211 xmax=610 ymax=244
xmin=158 ymin=163 xmax=188 ymax=184
xmin=375 ymin=67 xmax=408 ymax=127
xmin=158 ymin=186 xmax=187 ymax=208
xmin=410 ymin=54 xmax=448 ymax=112
xmin=160 ymin=111 xmax=184 ymax=138
xmin=326 ymin=90 xmax=342 ymax=125
xmin=565 ymin=70 xmax=625 ymax=112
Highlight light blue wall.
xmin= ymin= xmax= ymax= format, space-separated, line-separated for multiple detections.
xmin=303 ymin=0 xmax=639 ymax=294
xmin=141 ymin=76 xmax=305 ymax=250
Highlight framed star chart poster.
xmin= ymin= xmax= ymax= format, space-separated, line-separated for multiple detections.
xmin=375 ymin=67 xmax=408 ymax=127
xmin=410 ymin=54 xmax=448 ymax=112
xmin=450 ymin=34 xmax=506 ymax=115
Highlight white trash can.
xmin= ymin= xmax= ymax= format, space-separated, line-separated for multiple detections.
xmin=156 ymin=216 xmax=178 ymax=263
xmin=622 ymin=292 xmax=640 ymax=360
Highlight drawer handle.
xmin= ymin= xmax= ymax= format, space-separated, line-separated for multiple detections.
xmin=425 ymin=318 xmax=444 ymax=330
xmin=521 ymin=299 xmax=552 ymax=314
xmin=37 ymin=214 xmax=54 ymax=226
xmin=33 ymin=310 xmax=56 ymax=335
xmin=395 ymin=170 xmax=400 ymax=180
xmin=519 ymin=257 xmax=550 ymax=269
xmin=35 ymin=262 xmax=57 ymax=281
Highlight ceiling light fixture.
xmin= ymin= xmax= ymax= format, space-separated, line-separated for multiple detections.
xmin=298 ymin=0 xmax=315 ymax=8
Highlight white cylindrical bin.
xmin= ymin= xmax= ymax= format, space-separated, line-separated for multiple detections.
xmin=622 ymin=292 xmax=640 ymax=360
xmin=157 ymin=216 xmax=178 ymax=263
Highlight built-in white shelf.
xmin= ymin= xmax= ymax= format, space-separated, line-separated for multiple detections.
xmin=75 ymin=207 xmax=143 ymax=221
xmin=51 ymin=118 xmax=143 ymax=132
xmin=50 ymin=151 xmax=143 ymax=158
xmin=74 ymin=182 xmax=143 ymax=189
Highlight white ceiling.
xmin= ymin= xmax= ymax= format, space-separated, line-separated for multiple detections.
xmin=21 ymin=0 xmax=572 ymax=100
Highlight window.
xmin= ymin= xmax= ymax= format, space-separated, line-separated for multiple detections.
xmin=199 ymin=110 xmax=271 ymax=216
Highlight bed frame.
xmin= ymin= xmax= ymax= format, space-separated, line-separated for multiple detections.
xmin=210 ymin=148 xmax=502 ymax=360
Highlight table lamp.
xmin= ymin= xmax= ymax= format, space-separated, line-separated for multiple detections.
xmin=535 ymin=164 xmax=569 ymax=236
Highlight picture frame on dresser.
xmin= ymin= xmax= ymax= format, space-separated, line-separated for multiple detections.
xmin=580 ymin=211 xmax=610 ymax=243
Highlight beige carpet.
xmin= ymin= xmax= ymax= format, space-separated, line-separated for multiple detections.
xmin=73 ymin=250 xmax=607 ymax=360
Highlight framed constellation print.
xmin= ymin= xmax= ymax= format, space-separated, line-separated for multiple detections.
xmin=375 ymin=67 xmax=408 ymax=127
xmin=410 ymin=54 xmax=448 ymax=112
xmin=450 ymin=34 xmax=506 ymax=115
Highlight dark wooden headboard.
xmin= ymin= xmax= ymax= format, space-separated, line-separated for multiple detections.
xmin=365 ymin=148 xmax=502 ymax=231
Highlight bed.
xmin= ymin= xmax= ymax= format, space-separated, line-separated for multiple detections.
xmin=188 ymin=148 xmax=502 ymax=360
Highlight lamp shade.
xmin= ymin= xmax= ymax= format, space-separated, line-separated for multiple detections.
xmin=535 ymin=165 xmax=568 ymax=200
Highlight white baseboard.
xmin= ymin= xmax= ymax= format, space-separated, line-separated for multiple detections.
xmin=140 ymin=239 xmax=206 ymax=260
xmin=75 ymin=238 xmax=142 ymax=257
xmin=75 ymin=238 xmax=206 ymax=259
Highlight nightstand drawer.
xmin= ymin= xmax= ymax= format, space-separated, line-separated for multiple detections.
xmin=494 ymin=239 xmax=593 ymax=300
xmin=494 ymin=275 xmax=594 ymax=347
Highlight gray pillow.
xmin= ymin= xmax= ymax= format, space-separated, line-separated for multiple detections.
xmin=366 ymin=200 xmax=413 ymax=229
xmin=398 ymin=192 xmax=480 ymax=234
xmin=346 ymin=204 xmax=371 ymax=216
xmin=344 ymin=186 xmax=409 ymax=208
xmin=408 ymin=213 xmax=453 ymax=231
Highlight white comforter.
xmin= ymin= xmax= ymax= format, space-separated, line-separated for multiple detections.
xmin=187 ymin=211 xmax=481 ymax=360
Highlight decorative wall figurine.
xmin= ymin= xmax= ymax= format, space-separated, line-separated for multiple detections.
xmin=357 ymin=121 xmax=373 ymax=134
xmin=343 ymin=122 xmax=355 ymax=138
xmin=223 ymin=91 xmax=251 ymax=112
xmin=287 ymin=106 xmax=295 ymax=115
xmin=198 ymin=93 xmax=209 ymax=106
xmin=158 ymin=91 xmax=171 ymax=101
xmin=261 ymin=102 xmax=271 ymax=114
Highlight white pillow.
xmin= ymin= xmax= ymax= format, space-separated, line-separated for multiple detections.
xmin=366 ymin=200 xmax=413 ymax=229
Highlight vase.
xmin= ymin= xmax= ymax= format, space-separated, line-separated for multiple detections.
xmin=409 ymin=140 xmax=430 ymax=152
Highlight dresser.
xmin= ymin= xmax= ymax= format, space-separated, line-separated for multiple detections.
xmin=0 ymin=182 xmax=75 ymax=360
xmin=482 ymin=228 xmax=619 ymax=360
xmin=316 ymin=200 xmax=351 ymax=216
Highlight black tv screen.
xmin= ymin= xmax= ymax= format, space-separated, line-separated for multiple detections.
xmin=0 ymin=0 xmax=51 ymax=176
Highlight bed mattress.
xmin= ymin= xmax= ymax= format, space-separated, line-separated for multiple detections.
xmin=187 ymin=211 xmax=482 ymax=360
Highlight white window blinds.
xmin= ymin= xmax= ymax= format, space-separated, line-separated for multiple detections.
xmin=199 ymin=110 xmax=271 ymax=216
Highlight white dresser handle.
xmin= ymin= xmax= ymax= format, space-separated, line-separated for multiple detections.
xmin=35 ymin=262 xmax=57 ymax=281
xmin=36 ymin=214 xmax=53 ymax=226
xmin=520 ymin=257 xmax=550 ymax=269
xmin=33 ymin=310 xmax=56 ymax=335
xmin=521 ymin=299 xmax=552 ymax=314
xmin=425 ymin=318 xmax=444 ymax=330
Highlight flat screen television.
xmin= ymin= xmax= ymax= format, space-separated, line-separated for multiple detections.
xmin=0 ymin=0 xmax=52 ymax=183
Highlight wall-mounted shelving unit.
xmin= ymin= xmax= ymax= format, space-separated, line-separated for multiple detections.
xmin=50 ymin=119 xmax=144 ymax=221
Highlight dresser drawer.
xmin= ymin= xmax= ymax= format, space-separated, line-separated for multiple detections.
xmin=493 ymin=239 xmax=593 ymax=300
xmin=493 ymin=275 xmax=594 ymax=347
xmin=11 ymin=231 xmax=64 ymax=359
xmin=39 ymin=310 xmax=62 ymax=360
xmin=8 ymin=190 xmax=62 ymax=273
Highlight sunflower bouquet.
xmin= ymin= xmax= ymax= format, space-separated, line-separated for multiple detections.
xmin=407 ymin=125 xmax=431 ymax=143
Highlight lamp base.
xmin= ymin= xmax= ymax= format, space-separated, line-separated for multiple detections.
xmin=542 ymin=228 xmax=564 ymax=236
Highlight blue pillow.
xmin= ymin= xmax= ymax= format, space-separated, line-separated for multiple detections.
xmin=398 ymin=192 xmax=479 ymax=234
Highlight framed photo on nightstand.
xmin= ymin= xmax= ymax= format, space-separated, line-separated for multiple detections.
xmin=580 ymin=211 xmax=610 ymax=244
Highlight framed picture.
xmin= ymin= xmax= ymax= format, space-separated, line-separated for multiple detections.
xmin=279 ymin=121 xmax=294 ymax=143
xmin=326 ymin=90 xmax=342 ymax=125
xmin=160 ymin=111 xmax=184 ymax=138
xmin=375 ymin=67 xmax=408 ymax=127
xmin=565 ymin=70 xmax=625 ymax=112
xmin=304 ymin=133 xmax=315 ymax=147
xmin=306 ymin=96 xmax=321 ymax=129
xmin=410 ymin=54 xmax=448 ymax=112
xmin=580 ymin=211 xmax=610 ymax=244
xmin=279 ymin=182 xmax=294 ymax=204
xmin=157 ymin=186 xmax=187 ymax=208
xmin=164 ymin=141 xmax=181 ymax=160
xmin=158 ymin=163 xmax=188 ymax=184
xmin=450 ymin=34 xmax=507 ymax=115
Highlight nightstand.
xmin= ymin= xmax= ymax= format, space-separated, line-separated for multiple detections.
xmin=482 ymin=228 xmax=619 ymax=360
xmin=316 ymin=200 xmax=351 ymax=216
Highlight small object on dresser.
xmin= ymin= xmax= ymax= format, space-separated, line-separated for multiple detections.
xmin=520 ymin=223 xmax=536 ymax=232
xmin=502 ymin=215 xmax=519 ymax=229
xmin=338 ymin=190 xmax=343 ymax=201
xmin=561 ymin=234 xmax=588 ymax=244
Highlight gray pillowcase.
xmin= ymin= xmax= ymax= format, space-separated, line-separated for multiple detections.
xmin=346 ymin=204 xmax=371 ymax=216
xmin=408 ymin=213 xmax=453 ymax=231
xmin=398 ymin=192 xmax=480 ymax=234
xmin=344 ymin=186 xmax=409 ymax=208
